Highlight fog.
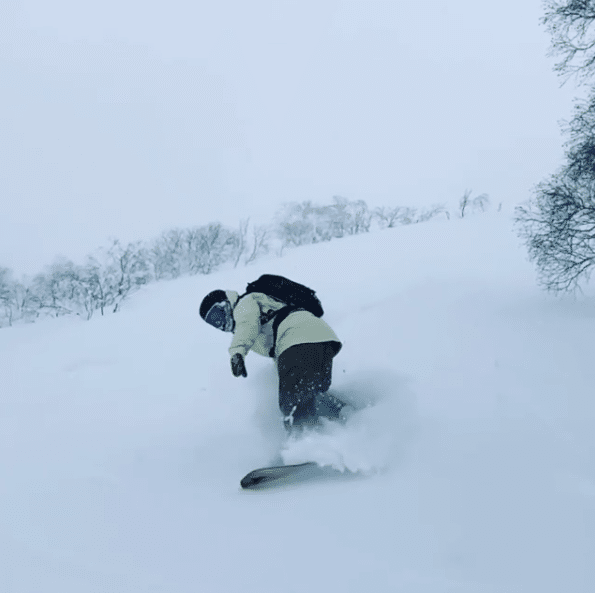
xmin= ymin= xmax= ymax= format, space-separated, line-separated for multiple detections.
xmin=1 ymin=0 xmax=580 ymax=273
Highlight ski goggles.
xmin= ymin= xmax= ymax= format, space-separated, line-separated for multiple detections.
xmin=204 ymin=300 xmax=234 ymax=332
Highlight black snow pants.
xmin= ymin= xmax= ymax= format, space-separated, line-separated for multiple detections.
xmin=277 ymin=341 xmax=343 ymax=429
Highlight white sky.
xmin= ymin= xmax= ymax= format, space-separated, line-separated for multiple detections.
xmin=0 ymin=0 xmax=581 ymax=274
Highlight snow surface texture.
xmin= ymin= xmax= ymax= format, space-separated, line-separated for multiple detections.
xmin=1 ymin=214 xmax=594 ymax=592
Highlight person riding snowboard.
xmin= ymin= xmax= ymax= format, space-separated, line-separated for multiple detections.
xmin=199 ymin=275 xmax=347 ymax=432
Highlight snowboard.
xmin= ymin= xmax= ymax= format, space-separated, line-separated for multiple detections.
xmin=240 ymin=462 xmax=319 ymax=489
xmin=240 ymin=395 xmax=366 ymax=490
xmin=240 ymin=461 xmax=357 ymax=489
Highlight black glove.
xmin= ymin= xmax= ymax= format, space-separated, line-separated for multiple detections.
xmin=231 ymin=353 xmax=247 ymax=378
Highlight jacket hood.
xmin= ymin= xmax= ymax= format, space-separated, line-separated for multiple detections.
xmin=225 ymin=290 xmax=239 ymax=308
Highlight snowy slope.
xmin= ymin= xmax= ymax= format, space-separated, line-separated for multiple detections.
xmin=1 ymin=213 xmax=594 ymax=593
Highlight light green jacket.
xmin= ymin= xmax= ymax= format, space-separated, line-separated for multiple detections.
xmin=225 ymin=290 xmax=342 ymax=360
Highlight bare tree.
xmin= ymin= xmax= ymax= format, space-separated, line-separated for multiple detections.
xmin=543 ymin=0 xmax=595 ymax=84
xmin=79 ymin=257 xmax=110 ymax=318
xmin=244 ymin=225 xmax=271 ymax=265
xmin=516 ymin=174 xmax=595 ymax=292
xmin=326 ymin=198 xmax=349 ymax=238
xmin=104 ymin=240 xmax=152 ymax=312
xmin=459 ymin=189 xmax=472 ymax=218
xmin=275 ymin=202 xmax=316 ymax=248
xmin=342 ymin=197 xmax=372 ymax=235
xmin=0 ymin=267 xmax=16 ymax=327
xmin=197 ymin=223 xmax=236 ymax=274
xmin=514 ymin=2 xmax=595 ymax=292
xmin=311 ymin=205 xmax=335 ymax=242
xmin=472 ymin=193 xmax=490 ymax=213
xmin=416 ymin=203 xmax=450 ymax=223
xmin=233 ymin=218 xmax=250 ymax=268
xmin=398 ymin=207 xmax=418 ymax=224
xmin=275 ymin=197 xmax=373 ymax=249
xmin=374 ymin=206 xmax=405 ymax=229
xmin=11 ymin=280 xmax=38 ymax=324
xmin=152 ymin=229 xmax=185 ymax=279
xmin=32 ymin=259 xmax=84 ymax=317
xmin=182 ymin=228 xmax=208 ymax=275
xmin=459 ymin=190 xmax=490 ymax=218
xmin=327 ymin=196 xmax=371 ymax=236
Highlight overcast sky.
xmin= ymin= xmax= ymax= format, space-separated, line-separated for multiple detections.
xmin=1 ymin=0 xmax=581 ymax=274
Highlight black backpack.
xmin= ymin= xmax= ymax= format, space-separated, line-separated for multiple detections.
xmin=239 ymin=274 xmax=324 ymax=357
xmin=243 ymin=274 xmax=324 ymax=317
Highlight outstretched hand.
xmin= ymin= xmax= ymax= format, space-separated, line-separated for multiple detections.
xmin=231 ymin=353 xmax=247 ymax=378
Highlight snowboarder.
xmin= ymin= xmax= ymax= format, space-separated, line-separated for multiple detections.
xmin=199 ymin=276 xmax=347 ymax=432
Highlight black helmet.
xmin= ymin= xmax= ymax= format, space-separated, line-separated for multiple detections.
xmin=200 ymin=290 xmax=234 ymax=332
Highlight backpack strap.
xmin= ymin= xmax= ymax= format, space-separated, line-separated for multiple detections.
xmin=268 ymin=306 xmax=305 ymax=358
xmin=236 ymin=292 xmax=283 ymax=327
xmin=236 ymin=292 xmax=303 ymax=357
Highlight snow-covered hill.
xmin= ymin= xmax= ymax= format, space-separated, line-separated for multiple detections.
xmin=1 ymin=213 xmax=594 ymax=592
